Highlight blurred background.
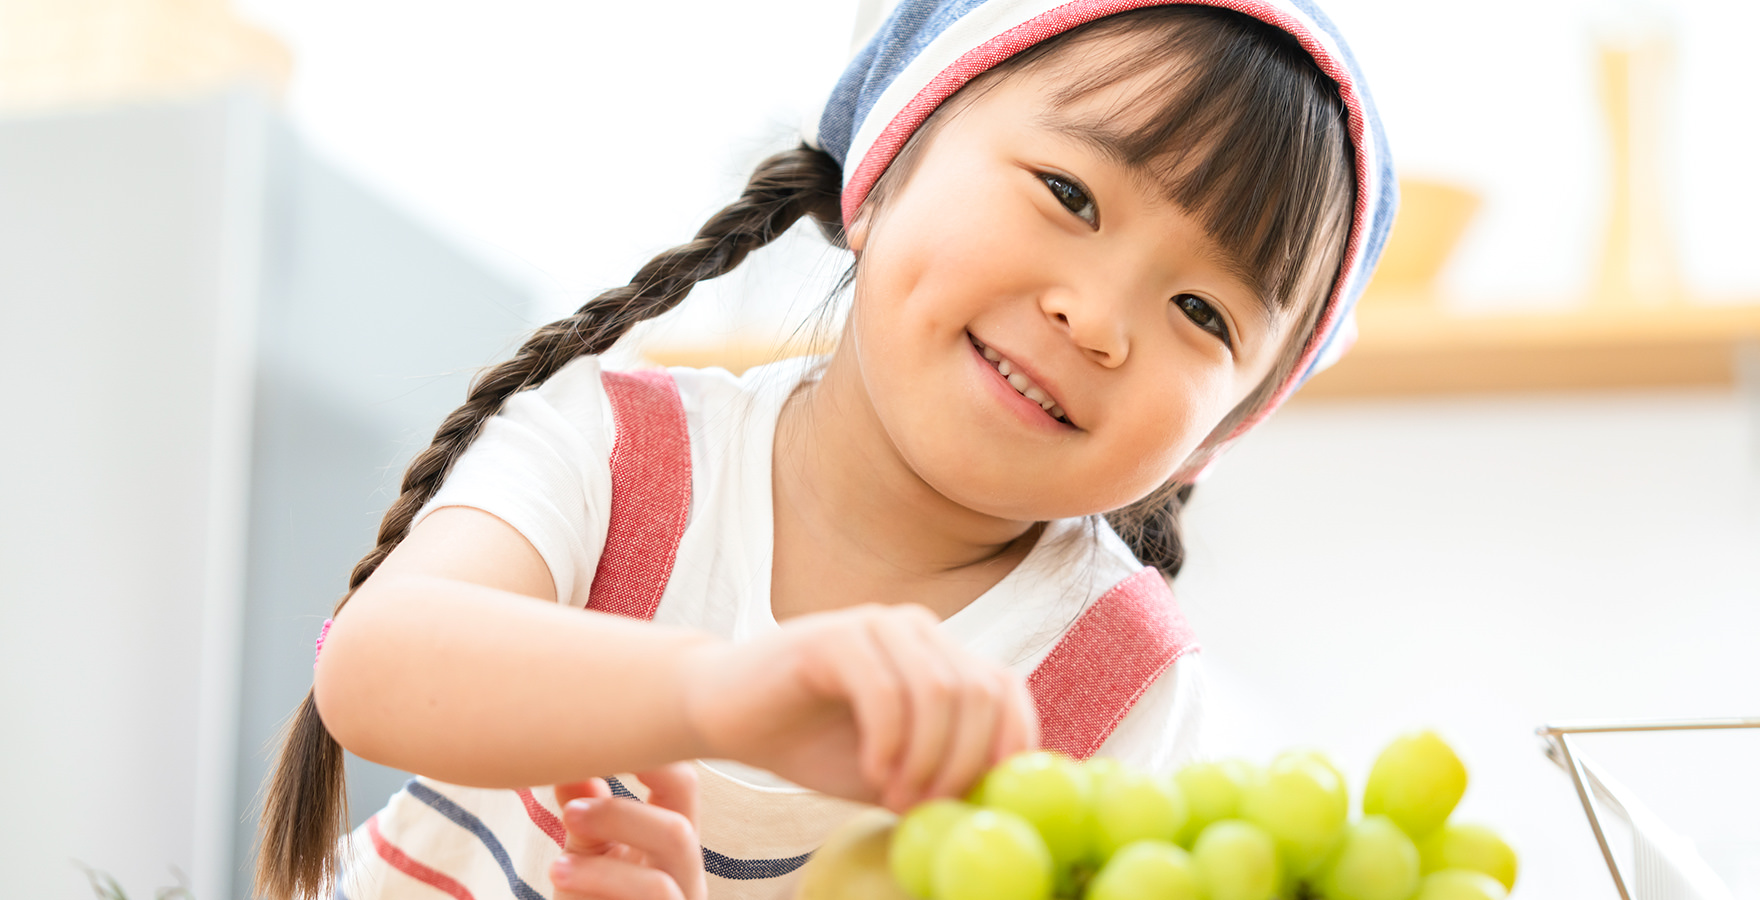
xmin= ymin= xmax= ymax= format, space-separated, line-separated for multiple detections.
xmin=1 ymin=0 xmax=1756 ymax=898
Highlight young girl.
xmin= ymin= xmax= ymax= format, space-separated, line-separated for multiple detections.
xmin=257 ymin=0 xmax=1395 ymax=898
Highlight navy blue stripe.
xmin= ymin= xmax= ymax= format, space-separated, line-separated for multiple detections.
xmin=604 ymin=777 xmax=818 ymax=881
xmin=605 ymin=776 xmax=639 ymax=800
xmin=407 ymin=780 xmax=547 ymax=900
xmin=703 ymin=846 xmax=815 ymax=880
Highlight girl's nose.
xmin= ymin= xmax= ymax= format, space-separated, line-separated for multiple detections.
xmin=1041 ymin=283 xmax=1130 ymax=368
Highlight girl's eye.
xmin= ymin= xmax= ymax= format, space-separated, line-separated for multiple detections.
xmin=1175 ymin=294 xmax=1232 ymax=347
xmin=1038 ymin=173 xmax=1097 ymax=227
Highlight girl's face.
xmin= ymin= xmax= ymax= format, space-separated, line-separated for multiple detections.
xmin=842 ymin=49 xmax=1302 ymax=522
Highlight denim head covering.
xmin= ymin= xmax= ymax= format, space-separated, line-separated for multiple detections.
xmin=805 ymin=0 xmax=1397 ymax=430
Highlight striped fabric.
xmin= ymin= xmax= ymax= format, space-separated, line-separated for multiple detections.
xmin=810 ymin=0 xmax=1398 ymax=426
xmin=341 ymin=781 xmax=571 ymax=900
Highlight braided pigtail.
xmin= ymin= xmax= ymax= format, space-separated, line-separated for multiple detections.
xmin=1105 ymin=482 xmax=1196 ymax=579
xmin=253 ymin=144 xmax=843 ymax=900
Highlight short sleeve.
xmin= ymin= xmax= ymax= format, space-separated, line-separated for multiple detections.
xmin=413 ymin=356 xmax=616 ymax=607
xmin=1092 ymin=652 xmax=1207 ymax=773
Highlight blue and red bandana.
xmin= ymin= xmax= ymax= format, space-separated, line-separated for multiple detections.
xmin=807 ymin=0 xmax=1397 ymax=429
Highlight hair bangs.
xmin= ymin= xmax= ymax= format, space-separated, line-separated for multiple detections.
xmin=1031 ymin=6 xmax=1356 ymax=320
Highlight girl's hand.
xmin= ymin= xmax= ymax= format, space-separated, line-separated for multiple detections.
xmin=549 ymin=764 xmax=707 ymax=900
xmin=681 ymin=603 xmax=1038 ymax=811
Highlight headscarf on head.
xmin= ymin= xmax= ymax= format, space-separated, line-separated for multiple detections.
xmin=804 ymin=0 xmax=1397 ymax=434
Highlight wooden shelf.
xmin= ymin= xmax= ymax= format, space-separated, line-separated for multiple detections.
xmin=643 ymin=340 xmax=823 ymax=376
xmin=1297 ymin=299 xmax=1760 ymax=399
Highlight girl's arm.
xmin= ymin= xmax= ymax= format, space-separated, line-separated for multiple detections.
xmin=313 ymin=506 xmax=1037 ymax=809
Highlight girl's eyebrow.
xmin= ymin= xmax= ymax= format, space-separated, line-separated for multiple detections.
xmin=1033 ymin=112 xmax=1135 ymax=168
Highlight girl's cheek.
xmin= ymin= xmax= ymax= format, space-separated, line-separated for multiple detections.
xmin=1132 ymin=383 xmax=1223 ymax=479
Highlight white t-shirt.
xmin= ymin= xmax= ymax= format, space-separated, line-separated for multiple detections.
xmin=417 ymin=354 xmax=1205 ymax=774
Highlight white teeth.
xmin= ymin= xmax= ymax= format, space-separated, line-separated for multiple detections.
xmin=975 ymin=336 xmax=1066 ymax=421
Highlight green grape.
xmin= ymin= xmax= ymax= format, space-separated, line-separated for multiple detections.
xmin=972 ymin=751 xmax=1092 ymax=870
xmin=1080 ymin=757 xmax=1122 ymax=863
xmin=1417 ymin=823 xmax=1517 ymax=891
xmin=1190 ymin=820 xmax=1280 ymax=900
xmin=1239 ymin=750 xmax=1348 ymax=877
xmin=1283 ymin=748 xmax=1349 ymax=793
xmin=888 ymin=799 xmax=975 ymax=898
xmin=1087 ymin=841 xmax=1201 ymax=900
xmin=1173 ymin=760 xmax=1257 ymax=847
xmin=932 ymin=809 xmax=1054 ymax=900
xmin=1317 ymin=815 xmax=1421 ymax=900
xmin=1412 ymin=869 xmax=1509 ymax=900
xmin=1362 ymin=731 xmax=1467 ymax=839
xmin=1084 ymin=756 xmax=1126 ymax=791
xmin=1092 ymin=768 xmax=1189 ymax=862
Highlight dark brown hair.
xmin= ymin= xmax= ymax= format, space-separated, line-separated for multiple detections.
xmin=865 ymin=5 xmax=1356 ymax=576
xmin=256 ymin=7 xmax=1353 ymax=896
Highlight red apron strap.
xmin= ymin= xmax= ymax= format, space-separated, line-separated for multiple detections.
xmin=1027 ymin=567 xmax=1199 ymax=760
xmin=587 ymin=370 xmax=692 ymax=620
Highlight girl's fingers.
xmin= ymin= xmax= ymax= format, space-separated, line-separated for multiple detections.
xmin=692 ymin=602 xmax=1037 ymax=806
xmin=562 ymin=797 xmax=703 ymax=897
xmin=632 ymin=763 xmax=700 ymax=830
xmin=555 ymin=778 xmax=616 ymax=855
xmin=826 ymin=604 xmax=1041 ymax=808
xmin=922 ymin=656 xmax=1011 ymax=803
xmin=555 ymin=777 xmax=613 ymax=811
xmin=803 ymin=615 xmax=908 ymax=795
xmin=550 ymin=852 xmax=688 ymax=900
xmin=868 ymin=607 xmax=963 ymax=810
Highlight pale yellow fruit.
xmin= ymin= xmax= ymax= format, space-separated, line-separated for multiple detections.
xmin=1413 ymin=869 xmax=1509 ymax=900
xmin=1363 ymin=731 xmax=1467 ymax=839
xmin=795 ymin=808 xmax=914 ymax=900
xmin=1418 ymin=823 xmax=1518 ymax=891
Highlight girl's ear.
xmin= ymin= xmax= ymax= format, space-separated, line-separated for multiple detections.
xmin=846 ymin=207 xmax=872 ymax=256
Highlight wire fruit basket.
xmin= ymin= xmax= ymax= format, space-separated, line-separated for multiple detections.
xmin=1540 ymin=717 xmax=1760 ymax=900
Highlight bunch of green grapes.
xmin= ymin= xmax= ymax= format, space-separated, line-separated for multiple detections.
xmin=882 ymin=732 xmax=1517 ymax=900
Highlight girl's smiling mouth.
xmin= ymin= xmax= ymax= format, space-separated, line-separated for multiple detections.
xmin=968 ymin=332 xmax=1075 ymax=428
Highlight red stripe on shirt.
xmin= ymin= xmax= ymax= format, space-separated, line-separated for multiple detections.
xmin=515 ymin=788 xmax=567 ymax=848
xmin=367 ymin=814 xmax=477 ymax=900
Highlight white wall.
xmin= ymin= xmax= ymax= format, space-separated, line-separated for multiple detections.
xmin=0 ymin=94 xmax=257 ymax=900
